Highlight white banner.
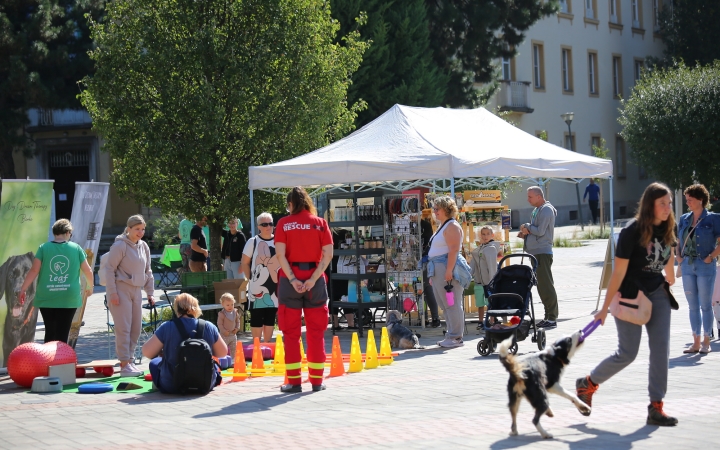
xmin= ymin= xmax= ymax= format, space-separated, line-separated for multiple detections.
xmin=67 ymin=182 xmax=110 ymax=348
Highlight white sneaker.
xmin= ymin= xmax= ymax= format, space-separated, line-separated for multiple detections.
xmin=129 ymin=363 xmax=145 ymax=374
xmin=439 ymin=338 xmax=464 ymax=348
xmin=120 ymin=363 xmax=143 ymax=377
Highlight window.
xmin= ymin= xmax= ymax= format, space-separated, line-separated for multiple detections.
xmin=585 ymin=0 xmax=596 ymax=19
xmin=631 ymin=0 xmax=642 ymax=28
xmin=532 ymin=42 xmax=545 ymax=90
xmin=638 ymin=165 xmax=648 ymax=179
xmin=653 ymin=0 xmax=661 ymax=31
xmin=559 ymin=0 xmax=570 ymax=14
xmin=502 ymin=56 xmax=511 ymax=80
xmin=615 ymin=136 xmax=626 ymax=178
xmin=561 ymin=47 xmax=573 ymax=92
xmin=591 ymin=135 xmax=601 ymax=154
xmin=588 ymin=52 xmax=599 ymax=95
xmin=564 ymin=133 xmax=576 ymax=151
xmin=610 ymin=0 xmax=622 ymax=25
xmin=634 ymin=59 xmax=645 ymax=83
xmin=612 ymin=55 xmax=623 ymax=98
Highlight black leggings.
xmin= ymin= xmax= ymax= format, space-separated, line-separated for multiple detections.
xmin=40 ymin=308 xmax=76 ymax=343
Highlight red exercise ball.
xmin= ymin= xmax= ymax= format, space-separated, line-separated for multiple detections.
xmin=7 ymin=341 xmax=77 ymax=388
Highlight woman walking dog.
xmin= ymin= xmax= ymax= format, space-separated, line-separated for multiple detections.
xmin=576 ymin=182 xmax=679 ymax=426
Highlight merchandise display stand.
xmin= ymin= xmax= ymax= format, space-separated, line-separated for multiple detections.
xmin=327 ymin=191 xmax=387 ymax=338
xmin=383 ymin=194 xmax=423 ymax=328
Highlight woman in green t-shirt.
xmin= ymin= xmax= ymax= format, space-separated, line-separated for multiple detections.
xmin=19 ymin=219 xmax=94 ymax=343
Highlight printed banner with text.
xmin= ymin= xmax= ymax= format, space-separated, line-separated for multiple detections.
xmin=68 ymin=182 xmax=110 ymax=348
xmin=0 ymin=180 xmax=54 ymax=367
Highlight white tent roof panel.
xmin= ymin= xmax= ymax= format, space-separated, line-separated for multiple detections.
xmin=248 ymin=105 xmax=613 ymax=190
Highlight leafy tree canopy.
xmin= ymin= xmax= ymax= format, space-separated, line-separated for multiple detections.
xmin=0 ymin=0 xmax=104 ymax=180
xmin=656 ymin=0 xmax=720 ymax=66
xmin=80 ymin=0 xmax=367 ymax=268
xmin=331 ymin=0 xmax=448 ymax=127
xmin=619 ymin=62 xmax=720 ymax=192
xmin=426 ymin=0 xmax=558 ymax=107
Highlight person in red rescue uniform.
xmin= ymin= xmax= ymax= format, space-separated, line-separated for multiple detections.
xmin=275 ymin=186 xmax=334 ymax=393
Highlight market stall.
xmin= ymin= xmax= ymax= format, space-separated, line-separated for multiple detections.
xmin=248 ymin=104 xmax=615 ymax=331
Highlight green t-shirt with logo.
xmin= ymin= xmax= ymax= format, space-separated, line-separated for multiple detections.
xmin=34 ymin=241 xmax=87 ymax=308
xmin=178 ymin=219 xmax=194 ymax=244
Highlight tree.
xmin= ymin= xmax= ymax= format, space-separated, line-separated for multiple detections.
xmin=331 ymin=0 xmax=448 ymax=127
xmin=80 ymin=0 xmax=367 ymax=270
xmin=656 ymin=0 xmax=720 ymax=66
xmin=619 ymin=62 xmax=720 ymax=191
xmin=0 ymin=0 xmax=104 ymax=181
xmin=426 ymin=0 xmax=558 ymax=107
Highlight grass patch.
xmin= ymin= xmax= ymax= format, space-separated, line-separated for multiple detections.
xmin=581 ymin=227 xmax=611 ymax=240
xmin=554 ymin=236 xmax=583 ymax=248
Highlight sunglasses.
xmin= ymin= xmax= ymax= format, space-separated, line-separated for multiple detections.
xmin=432 ymin=207 xmax=440 ymax=211
xmin=258 ymin=223 xmax=274 ymax=228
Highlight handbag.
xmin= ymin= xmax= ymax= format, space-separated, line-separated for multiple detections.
xmin=609 ymin=288 xmax=652 ymax=325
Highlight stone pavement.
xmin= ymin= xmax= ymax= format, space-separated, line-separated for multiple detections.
xmin=1 ymin=229 xmax=718 ymax=449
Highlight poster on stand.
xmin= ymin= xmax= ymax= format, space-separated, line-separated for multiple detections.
xmin=67 ymin=182 xmax=109 ymax=348
xmin=0 ymin=180 xmax=54 ymax=367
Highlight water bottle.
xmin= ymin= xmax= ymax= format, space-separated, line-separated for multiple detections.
xmin=444 ymin=282 xmax=454 ymax=306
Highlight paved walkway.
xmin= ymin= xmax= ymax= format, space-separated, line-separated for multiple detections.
xmin=1 ymin=231 xmax=717 ymax=449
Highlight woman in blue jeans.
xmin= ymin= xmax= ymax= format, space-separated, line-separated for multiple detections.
xmin=676 ymin=184 xmax=720 ymax=354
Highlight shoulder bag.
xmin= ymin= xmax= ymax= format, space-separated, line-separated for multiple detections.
xmin=609 ymin=286 xmax=652 ymax=325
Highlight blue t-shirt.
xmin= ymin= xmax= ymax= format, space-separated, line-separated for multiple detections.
xmin=154 ymin=317 xmax=220 ymax=393
xmin=584 ymin=183 xmax=600 ymax=201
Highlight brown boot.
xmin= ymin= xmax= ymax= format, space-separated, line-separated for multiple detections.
xmin=647 ymin=401 xmax=678 ymax=426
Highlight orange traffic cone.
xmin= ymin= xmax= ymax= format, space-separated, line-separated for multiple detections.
xmin=233 ymin=340 xmax=245 ymax=373
xmin=250 ymin=337 xmax=265 ymax=373
xmin=348 ymin=332 xmax=363 ymax=373
xmin=328 ymin=336 xmax=346 ymax=377
xmin=364 ymin=329 xmax=379 ymax=369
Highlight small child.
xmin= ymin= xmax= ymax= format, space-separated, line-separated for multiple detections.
xmin=469 ymin=226 xmax=504 ymax=330
xmin=217 ymin=293 xmax=241 ymax=361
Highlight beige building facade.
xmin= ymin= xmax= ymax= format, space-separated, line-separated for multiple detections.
xmin=12 ymin=109 xmax=140 ymax=228
xmin=487 ymin=0 xmax=666 ymax=226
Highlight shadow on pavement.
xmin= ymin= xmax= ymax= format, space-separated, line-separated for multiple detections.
xmin=489 ymin=423 xmax=657 ymax=449
xmin=192 ymin=392 xmax=308 ymax=418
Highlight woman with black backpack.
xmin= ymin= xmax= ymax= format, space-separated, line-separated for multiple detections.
xmin=142 ymin=293 xmax=227 ymax=394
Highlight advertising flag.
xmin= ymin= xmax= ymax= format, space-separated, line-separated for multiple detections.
xmin=67 ymin=182 xmax=110 ymax=348
xmin=0 ymin=180 xmax=54 ymax=367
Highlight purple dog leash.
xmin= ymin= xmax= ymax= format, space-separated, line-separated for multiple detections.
xmin=579 ymin=319 xmax=601 ymax=343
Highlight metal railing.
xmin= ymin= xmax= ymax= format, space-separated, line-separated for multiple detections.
xmin=497 ymin=81 xmax=532 ymax=112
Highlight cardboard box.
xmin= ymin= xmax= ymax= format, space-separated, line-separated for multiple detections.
xmin=213 ymin=279 xmax=248 ymax=303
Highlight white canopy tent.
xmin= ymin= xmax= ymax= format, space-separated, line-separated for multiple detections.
xmin=248 ymin=104 xmax=614 ymax=238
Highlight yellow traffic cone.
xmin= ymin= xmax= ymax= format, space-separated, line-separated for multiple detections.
xmin=364 ymin=329 xmax=379 ymax=369
xmin=273 ymin=333 xmax=286 ymax=373
xmin=348 ymin=332 xmax=363 ymax=373
xmin=379 ymin=327 xmax=394 ymax=366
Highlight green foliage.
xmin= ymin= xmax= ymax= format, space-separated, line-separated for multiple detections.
xmin=581 ymin=227 xmax=611 ymax=240
xmin=592 ymin=138 xmax=609 ymax=160
xmin=149 ymin=214 xmax=183 ymax=249
xmin=553 ymin=236 xmax=582 ymax=248
xmin=426 ymin=0 xmax=558 ymax=108
xmin=331 ymin=0 xmax=448 ymax=127
xmin=0 ymin=0 xmax=104 ymax=180
xmin=81 ymin=0 xmax=367 ymax=270
xmin=655 ymin=0 xmax=720 ymax=67
xmin=618 ymin=61 xmax=720 ymax=191
xmin=537 ymin=130 xmax=548 ymax=142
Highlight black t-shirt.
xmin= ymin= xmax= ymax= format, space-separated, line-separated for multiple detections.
xmin=189 ymin=225 xmax=207 ymax=262
xmin=421 ymin=219 xmax=433 ymax=254
xmin=221 ymin=230 xmax=247 ymax=262
xmin=615 ymin=219 xmax=675 ymax=296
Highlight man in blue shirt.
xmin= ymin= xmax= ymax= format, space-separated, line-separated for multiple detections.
xmin=583 ymin=179 xmax=601 ymax=224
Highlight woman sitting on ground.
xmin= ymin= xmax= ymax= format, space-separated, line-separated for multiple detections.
xmin=142 ymin=293 xmax=227 ymax=394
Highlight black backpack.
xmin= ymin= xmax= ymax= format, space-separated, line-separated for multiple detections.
xmin=172 ymin=318 xmax=215 ymax=395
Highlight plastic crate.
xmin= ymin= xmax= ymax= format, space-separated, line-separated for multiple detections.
xmin=180 ymin=271 xmax=226 ymax=287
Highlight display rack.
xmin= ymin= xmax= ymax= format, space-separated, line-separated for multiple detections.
xmin=383 ymin=194 xmax=424 ymax=327
xmin=327 ymin=191 xmax=387 ymax=338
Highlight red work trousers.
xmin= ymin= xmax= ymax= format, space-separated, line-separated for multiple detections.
xmin=278 ymin=304 xmax=329 ymax=386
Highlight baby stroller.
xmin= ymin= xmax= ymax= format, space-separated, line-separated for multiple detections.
xmin=476 ymin=253 xmax=546 ymax=356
